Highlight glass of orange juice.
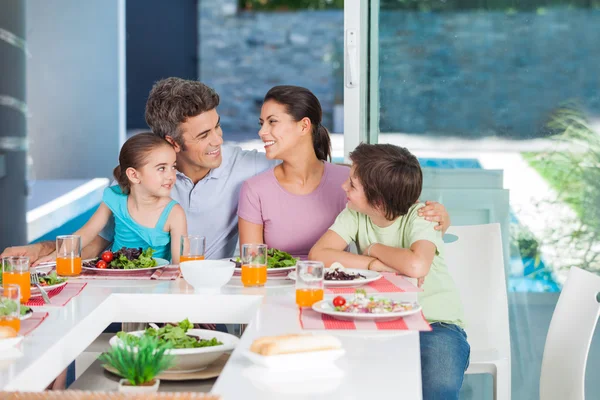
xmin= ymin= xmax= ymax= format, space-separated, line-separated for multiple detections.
xmin=241 ymin=244 xmax=267 ymax=287
xmin=180 ymin=235 xmax=206 ymax=263
xmin=2 ymin=257 xmax=30 ymax=303
xmin=56 ymin=235 xmax=82 ymax=277
xmin=295 ymin=261 xmax=324 ymax=307
xmin=0 ymin=284 xmax=21 ymax=333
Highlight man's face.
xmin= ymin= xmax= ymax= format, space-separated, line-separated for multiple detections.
xmin=173 ymin=108 xmax=224 ymax=171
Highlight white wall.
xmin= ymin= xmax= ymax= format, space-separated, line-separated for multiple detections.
xmin=26 ymin=0 xmax=125 ymax=179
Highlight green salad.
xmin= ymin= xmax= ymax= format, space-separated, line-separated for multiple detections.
xmin=117 ymin=318 xmax=223 ymax=349
xmin=0 ymin=297 xmax=30 ymax=317
xmin=232 ymin=248 xmax=298 ymax=269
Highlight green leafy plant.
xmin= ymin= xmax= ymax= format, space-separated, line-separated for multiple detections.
xmin=99 ymin=334 xmax=174 ymax=386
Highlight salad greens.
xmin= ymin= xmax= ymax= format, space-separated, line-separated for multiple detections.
xmin=0 ymin=297 xmax=27 ymax=317
xmin=232 ymin=248 xmax=298 ymax=269
xmin=107 ymin=247 xmax=157 ymax=269
xmin=117 ymin=318 xmax=223 ymax=349
xmin=39 ymin=271 xmax=66 ymax=286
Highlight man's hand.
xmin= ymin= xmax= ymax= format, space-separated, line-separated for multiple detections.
xmin=418 ymin=201 xmax=451 ymax=233
xmin=0 ymin=242 xmax=54 ymax=263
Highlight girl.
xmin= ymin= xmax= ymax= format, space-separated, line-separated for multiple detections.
xmin=309 ymin=143 xmax=469 ymax=400
xmin=39 ymin=132 xmax=187 ymax=264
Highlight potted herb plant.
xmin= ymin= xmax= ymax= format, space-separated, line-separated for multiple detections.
xmin=99 ymin=332 xmax=174 ymax=393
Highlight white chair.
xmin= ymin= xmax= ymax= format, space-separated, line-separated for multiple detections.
xmin=539 ymin=267 xmax=600 ymax=400
xmin=444 ymin=223 xmax=511 ymax=400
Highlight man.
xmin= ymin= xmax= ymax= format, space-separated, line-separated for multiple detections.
xmin=2 ymin=77 xmax=450 ymax=262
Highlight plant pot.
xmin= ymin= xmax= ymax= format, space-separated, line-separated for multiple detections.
xmin=118 ymin=378 xmax=160 ymax=393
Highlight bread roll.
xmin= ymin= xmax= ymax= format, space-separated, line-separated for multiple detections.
xmin=251 ymin=334 xmax=342 ymax=356
xmin=0 ymin=326 xmax=18 ymax=338
xmin=249 ymin=334 xmax=301 ymax=354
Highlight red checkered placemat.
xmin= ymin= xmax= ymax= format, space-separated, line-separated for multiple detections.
xmin=299 ymin=308 xmax=431 ymax=331
xmin=325 ymin=273 xmax=422 ymax=294
xmin=73 ymin=265 xmax=181 ymax=280
xmin=25 ymin=282 xmax=87 ymax=307
xmin=19 ymin=311 xmax=49 ymax=336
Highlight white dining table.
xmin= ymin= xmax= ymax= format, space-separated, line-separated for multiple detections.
xmin=0 ymin=276 xmax=423 ymax=399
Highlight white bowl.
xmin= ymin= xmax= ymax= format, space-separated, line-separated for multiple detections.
xmin=109 ymin=329 xmax=239 ymax=373
xmin=180 ymin=260 xmax=235 ymax=293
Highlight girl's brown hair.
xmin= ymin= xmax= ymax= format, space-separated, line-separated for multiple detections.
xmin=264 ymin=85 xmax=331 ymax=162
xmin=113 ymin=132 xmax=173 ymax=194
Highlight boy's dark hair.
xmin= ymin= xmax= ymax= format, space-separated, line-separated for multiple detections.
xmin=349 ymin=143 xmax=422 ymax=220
xmin=145 ymin=77 xmax=220 ymax=147
xmin=264 ymin=85 xmax=331 ymax=162
xmin=113 ymin=132 xmax=173 ymax=194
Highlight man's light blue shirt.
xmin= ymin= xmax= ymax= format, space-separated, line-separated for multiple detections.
xmin=100 ymin=145 xmax=277 ymax=259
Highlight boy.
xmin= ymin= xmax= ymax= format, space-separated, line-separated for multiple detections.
xmin=309 ymin=143 xmax=469 ymax=400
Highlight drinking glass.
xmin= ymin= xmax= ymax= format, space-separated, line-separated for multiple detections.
xmin=56 ymin=235 xmax=82 ymax=277
xmin=2 ymin=257 xmax=30 ymax=303
xmin=180 ymin=235 xmax=206 ymax=263
xmin=295 ymin=261 xmax=324 ymax=307
xmin=241 ymin=244 xmax=267 ymax=287
xmin=0 ymin=284 xmax=21 ymax=333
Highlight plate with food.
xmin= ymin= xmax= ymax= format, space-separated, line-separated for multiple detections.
xmin=110 ymin=318 xmax=239 ymax=373
xmin=288 ymin=262 xmax=382 ymax=287
xmin=244 ymin=333 xmax=345 ymax=369
xmin=19 ymin=306 xmax=32 ymax=320
xmin=227 ymin=248 xmax=299 ymax=275
xmin=312 ymin=289 xmax=421 ymax=322
xmin=30 ymin=271 xmax=68 ymax=296
xmin=83 ymin=247 xmax=169 ymax=273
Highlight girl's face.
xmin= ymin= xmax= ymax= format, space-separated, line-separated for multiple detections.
xmin=258 ymin=100 xmax=308 ymax=160
xmin=342 ymin=166 xmax=379 ymax=217
xmin=128 ymin=145 xmax=177 ymax=197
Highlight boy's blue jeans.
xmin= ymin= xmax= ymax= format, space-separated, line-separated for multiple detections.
xmin=420 ymin=322 xmax=470 ymax=400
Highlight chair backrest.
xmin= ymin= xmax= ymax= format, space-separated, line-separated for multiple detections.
xmin=540 ymin=267 xmax=600 ymax=400
xmin=444 ymin=224 xmax=511 ymax=360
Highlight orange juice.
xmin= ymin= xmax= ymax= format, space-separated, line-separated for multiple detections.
xmin=296 ymin=288 xmax=324 ymax=307
xmin=56 ymin=257 xmax=82 ymax=276
xmin=180 ymin=255 xmax=205 ymax=262
xmin=2 ymin=271 xmax=31 ymax=303
xmin=241 ymin=265 xmax=267 ymax=287
xmin=0 ymin=316 xmax=20 ymax=333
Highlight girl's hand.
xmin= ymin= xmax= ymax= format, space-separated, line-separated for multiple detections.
xmin=418 ymin=201 xmax=451 ymax=232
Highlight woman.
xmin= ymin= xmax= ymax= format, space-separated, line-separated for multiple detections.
xmin=237 ymin=85 xmax=449 ymax=258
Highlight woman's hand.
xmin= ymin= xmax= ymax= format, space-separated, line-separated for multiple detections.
xmin=418 ymin=201 xmax=451 ymax=233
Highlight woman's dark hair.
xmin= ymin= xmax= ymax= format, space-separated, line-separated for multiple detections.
xmin=264 ymin=85 xmax=331 ymax=162
xmin=350 ymin=143 xmax=422 ymax=220
xmin=113 ymin=132 xmax=173 ymax=194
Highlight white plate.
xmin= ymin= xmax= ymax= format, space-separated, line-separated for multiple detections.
xmin=243 ymin=348 xmax=345 ymax=369
xmin=221 ymin=259 xmax=297 ymax=275
xmin=288 ymin=268 xmax=382 ymax=287
xmin=0 ymin=336 xmax=23 ymax=352
xmin=311 ymin=297 xmax=422 ymax=322
xmin=110 ymin=328 xmax=239 ymax=373
xmin=82 ymin=257 xmax=169 ymax=273
xmin=20 ymin=309 xmax=33 ymax=320
xmin=30 ymin=280 xmax=67 ymax=297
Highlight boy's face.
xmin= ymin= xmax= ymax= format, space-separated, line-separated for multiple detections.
xmin=342 ymin=166 xmax=376 ymax=215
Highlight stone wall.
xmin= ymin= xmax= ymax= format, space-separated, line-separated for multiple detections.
xmin=198 ymin=0 xmax=342 ymax=140
xmin=199 ymin=3 xmax=600 ymax=139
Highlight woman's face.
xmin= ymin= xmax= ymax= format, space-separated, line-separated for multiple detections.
xmin=258 ymin=100 xmax=307 ymax=160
